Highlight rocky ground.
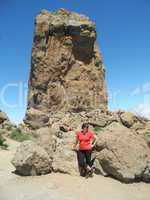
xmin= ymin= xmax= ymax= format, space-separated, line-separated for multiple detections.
xmin=0 ymin=138 xmax=150 ymax=200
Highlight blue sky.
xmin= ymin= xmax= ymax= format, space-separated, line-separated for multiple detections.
xmin=0 ymin=0 xmax=150 ymax=123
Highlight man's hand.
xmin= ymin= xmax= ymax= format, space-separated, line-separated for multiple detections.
xmin=91 ymin=144 xmax=96 ymax=149
xmin=72 ymin=145 xmax=79 ymax=151
xmin=91 ymin=135 xmax=97 ymax=149
xmin=91 ymin=144 xmax=94 ymax=149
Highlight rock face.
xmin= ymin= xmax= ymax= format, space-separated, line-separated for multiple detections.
xmin=95 ymin=124 xmax=150 ymax=183
xmin=26 ymin=8 xmax=107 ymax=118
xmin=12 ymin=141 xmax=52 ymax=176
xmin=24 ymin=108 xmax=49 ymax=129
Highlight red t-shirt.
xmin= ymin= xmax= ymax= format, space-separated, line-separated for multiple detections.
xmin=76 ymin=131 xmax=94 ymax=150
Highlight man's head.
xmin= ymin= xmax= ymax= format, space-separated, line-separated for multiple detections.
xmin=81 ymin=123 xmax=89 ymax=133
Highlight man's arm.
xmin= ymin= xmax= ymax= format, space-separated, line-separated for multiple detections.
xmin=91 ymin=135 xmax=97 ymax=148
xmin=72 ymin=134 xmax=79 ymax=151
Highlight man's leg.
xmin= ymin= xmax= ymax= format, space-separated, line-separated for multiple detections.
xmin=85 ymin=150 xmax=92 ymax=168
xmin=84 ymin=150 xmax=94 ymax=178
xmin=77 ymin=150 xmax=86 ymax=176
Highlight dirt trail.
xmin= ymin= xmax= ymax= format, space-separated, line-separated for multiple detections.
xmin=0 ymin=138 xmax=150 ymax=200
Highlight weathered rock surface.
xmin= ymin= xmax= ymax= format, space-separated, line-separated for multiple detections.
xmin=95 ymin=124 xmax=150 ymax=183
xmin=34 ymin=127 xmax=56 ymax=159
xmin=0 ymin=110 xmax=17 ymax=136
xmin=120 ymin=111 xmax=143 ymax=128
xmin=52 ymin=131 xmax=79 ymax=175
xmin=11 ymin=141 xmax=52 ymax=176
xmin=34 ymin=127 xmax=79 ymax=175
xmin=25 ymin=8 xmax=107 ymax=120
xmin=24 ymin=108 xmax=49 ymax=129
xmin=0 ymin=110 xmax=9 ymax=124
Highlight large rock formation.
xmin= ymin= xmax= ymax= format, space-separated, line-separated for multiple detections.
xmin=26 ymin=8 xmax=107 ymax=121
xmin=12 ymin=9 xmax=150 ymax=183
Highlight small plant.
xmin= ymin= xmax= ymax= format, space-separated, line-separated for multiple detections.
xmin=88 ymin=23 xmax=96 ymax=31
xmin=0 ymin=134 xmax=8 ymax=150
xmin=52 ymin=11 xmax=58 ymax=15
xmin=64 ymin=38 xmax=72 ymax=46
xmin=95 ymin=57 xmax=102 ymax=67
xmin=94 ymin=126 xmax=103 ymax=133
xmin=144 ymin=131 xmax=150 ymax=136
xmin=40 ymin=39 xmax=47 ymax=51
xmin=10 ymin=128 xmax=32 ymax=142
xmin=144 ymin=132 xmax=150 ymax=147
xmin=36 ymin=32 xmax=45 ymax=38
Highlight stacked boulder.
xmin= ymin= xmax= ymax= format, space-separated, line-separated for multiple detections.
xmin=12 ymin=109 xmax=150 ymax=182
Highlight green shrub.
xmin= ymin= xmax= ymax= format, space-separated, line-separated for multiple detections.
xmin=88 ymin=23 xmax=96 ymax=31
xmin=10 ymin=128 xmax=32 ymax=142
xmin=144 ymin=132 xmax=150 ymax=147
xmin=144 ymin=131 xmax=150 ymax=136
xmin=36 ymin=32 xmax=45 ymax=38
xmin=94 ymin=126 xmax=103 ymax=133
xmin=64 ymin=38 xmax=72 ymax=46
xmin=0 ymin=134 xmax=8 ymax=149
xmin=95 ymin=57 xmax=102 ymax=67
xmin=40 ymin=39 xmax=47 ymax=51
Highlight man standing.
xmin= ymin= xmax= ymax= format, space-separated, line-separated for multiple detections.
xmin=73 ymin=123 xmax=97 ymax=177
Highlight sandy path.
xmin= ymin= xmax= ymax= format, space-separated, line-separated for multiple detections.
xmin=0 ymin=138 xmax=150 ymax=200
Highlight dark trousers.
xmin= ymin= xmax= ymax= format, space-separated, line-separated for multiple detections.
xmin=77 ymin=150 xmax=92 ymax=168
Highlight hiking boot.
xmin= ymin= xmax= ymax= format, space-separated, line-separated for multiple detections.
xmin=85 ymin=167 xmax=94 ymax=178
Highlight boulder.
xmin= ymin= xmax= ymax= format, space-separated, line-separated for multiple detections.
xmin=103 ymin=121 xmax=126 ymax=132
xmin=2 ymin=120 xmax=17 ymax=131
xmin=34 ymin=127 xmax=57 ymax=159
xmin=87 ymin=110 xmax=108 ymax=127
xmin=51 ymin=112 xmax=85 ymax=132
xmin=24 ymin=108 xmax=49 ymax=129
xmin=143 ymin=131 xmax=150 ymax=148
xmin=33 ymin=127 xmax=79 ymax=175
xmin=120 ymin=112 xmax=136 ymax=128
xmin=95 ymin=124 xmax=150 ymax=183
xmin=0 ymin=110 xmax=16 ymax=137
xmin=93 ymin=158 xmax=108 ymax=176
xmin=11 ymin=141 xmax=52 ymax=176
xmin=0 ymin=111 xmax=9 ymax=124
xmin=142 ymin=161 xmax=150 ymax=182
xmin=52 ymin=131 xmax=79 ymax=175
